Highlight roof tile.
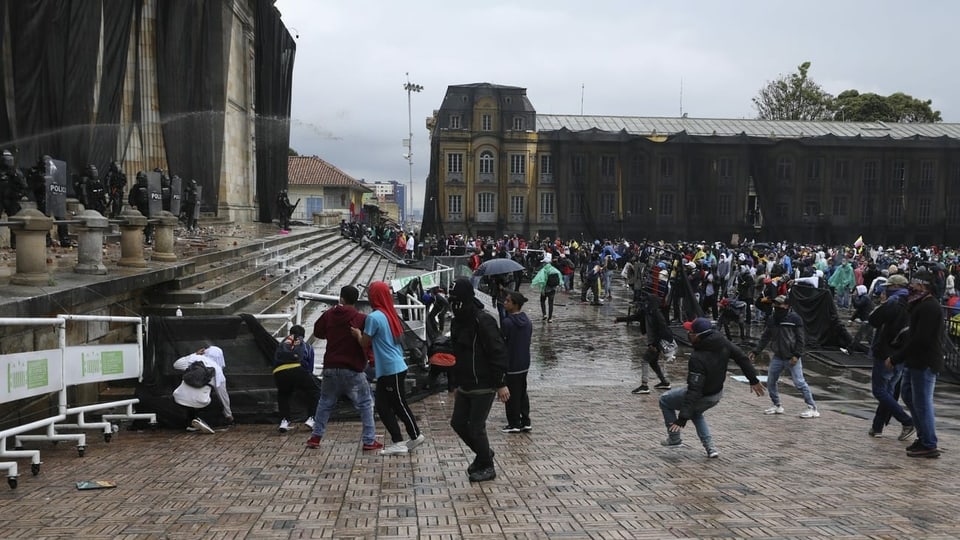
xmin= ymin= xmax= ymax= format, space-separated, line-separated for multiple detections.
xmin=288 ymin=156 xmax=371 ymax=191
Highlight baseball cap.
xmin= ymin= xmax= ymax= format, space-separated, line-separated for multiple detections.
xmin=683 ymin=318 xmax=713 ymax=336
xmin=886 ymin=274 xmax=908 ymax=288
xmin=773 ymin=295 xmax=788 ymax=305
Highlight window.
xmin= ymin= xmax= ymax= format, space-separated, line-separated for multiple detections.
xmin=658 ymin=193 xmax=674 ymax=216
xmin=949 ymin=200 xmax=960 ymax=226
xmin=509 ymin=154 xmax=526 ymax=175
xmin=510 ymin=195 xmax=525 ymax=215
xmin=660 ymin=156 xmax=674 ymax=179
xmin=918 ymin=198 xmax=932 ymax=225
xmin=718 ymin=194 xmax=733 ymax=218
xmin=776 ymin=202 xmax=790 ymax=219
xmin=717 ymin=158 xmax=733 ymax=179
xmin=600 ymin=193 xmax=615 ymax=215
xmin=540 ymin=192 xmax=555 ymax=215
xmin=862 ymin=160 xmax=878 ymax=191
xmin=807 ymin=158 xmax=822 ymax=183
xmin=888 ymin=198 xmax=904 ymax=225
xmin=449 ymin=114 xmax=461 ymax=129
xmin=448 ymin=194 xmax=462 ymax=214
xmin=481 ymin=114 xmax=492 ymax=131
xmin=447 ymin=153 xmax=463 ymax=173
xmin=601 ymin=155 xmax=616 ymax=177
xmin=803 ymin=201 xmax=821 ymax=217
xmin=479 ymin=151 xmax=494 ymax=174
xmin=512 ymin=116 xmax=524 ymax=131
xmin=477 ymin=192 xmax=495 ymax=213
xmin=540 ymin=155 xmax=552 ymax=175
xmin=833 ymin=159 xmax=850 ymax=189
xmin=631 ymin=155 xmax=646 ymax=179
xmin=571 ymin=154 xmax=585 ymax=176
xmin=569 ymin=192 xmax=584 ymax=215
xmin=861 ymin=197 xmax=876 ymax=225
xmin=832 ymin=196 xmax=848 ymax=217
xmin=776 ymin=157 xmax=793 ymax=182
xmin=629 ymin=194 xmax=643 ymax=215
xmin=919 ymin=160 xmax=935 ymax=191
xmin=891 ymin=160 xmax=906 ymax=190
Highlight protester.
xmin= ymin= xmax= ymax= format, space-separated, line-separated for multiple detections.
xmin=354 ymin=281 xmax=425 ymax=456
xmin=865 ymin=274 xmax=914 ymax=440
xmin=500 ymin=291 xmax=533 ymax=434
xmin=448 ymin=277 xmax=510 ymax=482
xmin=660 ymin=318 xmax=764 ymax=457
xmin=616 ymin=292 xmax=674 ymax=394
xmin=307 ymin=286 xmax=382 ymax=451
xmin=531 ymin=258 xmax=563 ymax=322
xmin=172 ymin=345 xmax=232 ymax=433
xmin=273 ymin=325 xmax=320 ymax=433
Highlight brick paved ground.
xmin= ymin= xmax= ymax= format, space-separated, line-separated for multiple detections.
xmin=1 ymin=283 xmax=958 ymax=538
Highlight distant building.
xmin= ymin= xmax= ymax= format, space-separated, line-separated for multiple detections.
xmin=288 ymin=156 xmax=372 ymax=222
xmin=422 ymin=82 xmax=960 ymax=245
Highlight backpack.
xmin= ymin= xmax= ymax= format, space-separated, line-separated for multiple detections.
xmin=546 ymin=272 xmax=560 ymax=288
xmin=182 ymin=360 xmax=215 ymax=388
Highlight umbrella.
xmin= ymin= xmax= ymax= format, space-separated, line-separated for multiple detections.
xmin=474 ymin=258 xmax=525 ymax=276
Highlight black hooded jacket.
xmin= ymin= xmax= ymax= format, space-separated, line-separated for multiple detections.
xmin=679 ymin=331 xmax=760 ymax=421
xmin=451 ymin=298 xmax=508 ymax=391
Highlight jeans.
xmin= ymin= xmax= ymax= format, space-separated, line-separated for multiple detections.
xmin=767 ymin=356 xmax=816 ymax=409
xmin=870 ymin=359 xmax=911 ymax=433
xmin=602 ymin=270 xmax=612 ymax=296
xmin=900 ymin=366 xmax=938 ymax=449
xmin=311 ymin=368 xmax=376 ymax=445
xmin=450 ymin=390 xmax=497 ymax=466
xmin=659 ymin=386 xmax=722 ymax=449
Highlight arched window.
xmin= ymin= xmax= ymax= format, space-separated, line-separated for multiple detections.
xmin=479 ymin=151 xmax=495 ymax=174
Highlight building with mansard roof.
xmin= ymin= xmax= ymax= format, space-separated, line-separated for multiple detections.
xmin=422 ymin=83 xmax=960 ymax=245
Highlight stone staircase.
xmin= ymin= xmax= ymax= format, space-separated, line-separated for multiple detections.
xmin=144 ymin=226 xmax=399 ymax=333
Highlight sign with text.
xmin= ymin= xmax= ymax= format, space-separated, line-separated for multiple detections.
xmin=1 ymin=349 xmax=63 ymax=403
xmin=63 ymin=344 xmax=141 ymax=385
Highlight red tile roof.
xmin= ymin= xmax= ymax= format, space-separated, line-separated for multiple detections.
xmin=288 ymin=155 xmax=371 ymax=191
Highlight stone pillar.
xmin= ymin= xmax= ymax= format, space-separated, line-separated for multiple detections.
xmin=118 ymin=206 xmax=148 ymax=268
xmin=75 ymin=210 xmax=109 ymax=275
xmin=151 ymin=211 xmax=179 ymax=262
xmin=9 ymin=208 xmax=54 ymax=286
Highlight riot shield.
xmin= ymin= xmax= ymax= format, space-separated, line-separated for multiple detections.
xmin=146 ymin=171 xmax=162 ymax=218
xmin=49 ymin=159 xmax=67 ymax=218
xmin=169 ymin=176 xmax=182 ymax=217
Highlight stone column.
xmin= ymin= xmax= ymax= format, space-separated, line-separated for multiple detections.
xmin=9 ymin=208 xmax=54 ymax=286
xmin=74 ymin=210 xmax=109 ymax=275
xmin=118 ymin=206 xmax=148 ymax=268
xmin=151 ymin=211 xmax=179 ymax=262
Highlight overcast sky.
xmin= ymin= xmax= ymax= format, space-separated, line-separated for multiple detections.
xmin=274 ymin=0 xmax=955 ymax=213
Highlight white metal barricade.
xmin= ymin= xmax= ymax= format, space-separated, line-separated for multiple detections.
xmin=0 ymin=317 xmax=68 ymax=488
xmin=16 ymin=315 xmax=157 ymax=453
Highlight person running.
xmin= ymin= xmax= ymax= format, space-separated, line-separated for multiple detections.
xmin=615 ymin=292 xmax=673 ymax=394
xmin=749 ymin=295 xmax=820 ymax=418
xmin=353 ymin=281 xmax=425 ymax=456
xmin=660 ymin=317 xmax=765 ymax=458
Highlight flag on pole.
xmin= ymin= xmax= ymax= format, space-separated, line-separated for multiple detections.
xmin=853 ymin=235 xmax=864 ymax=248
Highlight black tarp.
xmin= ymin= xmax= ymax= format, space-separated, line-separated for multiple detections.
xmin=787 ymin=284 xmax=846 ymax=348
xmin=155 ymin=1 xmax=226 ymax=212
xmin=253 ymin=0 xmax=295 ymax=223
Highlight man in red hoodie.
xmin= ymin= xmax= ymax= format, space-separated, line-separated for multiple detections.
xmin=306 ymin=285 xmax=382 ymax=451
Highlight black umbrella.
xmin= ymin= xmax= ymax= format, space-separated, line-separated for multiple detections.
xmin=474 ymin=258 xmax=525 ymax=277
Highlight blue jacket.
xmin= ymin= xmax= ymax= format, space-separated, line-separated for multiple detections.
xmin=500 ymin=311 xmax=532 ymax=374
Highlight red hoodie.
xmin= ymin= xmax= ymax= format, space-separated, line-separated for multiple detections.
xmin=313 ymin=304 xmax=368 ymax=372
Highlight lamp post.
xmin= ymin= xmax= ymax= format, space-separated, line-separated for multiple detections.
xmin=403 ymin=73 xmax=423 ymax=229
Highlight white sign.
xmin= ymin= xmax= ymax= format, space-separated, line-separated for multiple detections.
xmin=63 ymin=344 xmax=141 ymax=385
xmin=1 ymin=349 xmax=63 ymax=403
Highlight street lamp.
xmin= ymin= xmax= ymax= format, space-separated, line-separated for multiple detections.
xmin=403 ymin=73 xmax=423 ymax=229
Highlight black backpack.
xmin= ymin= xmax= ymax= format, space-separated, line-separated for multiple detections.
xmin=182 ymin=360 xmax=215 ymax=388
xmin=546 ymin=272 xmax=560 ymax=287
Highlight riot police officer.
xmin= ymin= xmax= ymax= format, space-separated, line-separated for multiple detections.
xmin=181 ymin=178 xmax=199 ymax=230
xmin=157 ymin=168 xmax=172 ymax=212
xmin=27 ymin=155 xmax=52 ymax=215
xmin=128 ymin=171 xmax=153 ymax=243
xmin=0 ymin=149 xmax=27 ymax=219
xmin=276 ymin=189 xmax=293 ymax=231
xmin=104 ymin=160 xmax=127 ymax=219
xmin=84 ymin=165 xmax=107 ymax=215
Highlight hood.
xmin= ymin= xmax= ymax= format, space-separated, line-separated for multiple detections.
xmin=368 ymin=281 xmax=404 ymax=338
xmin=504 ymin=311 xmax=531 ymax=328
xmin=327 ymin=304 xmax=359 ymax=325
xmin=693 ymin=331 xmax=726 ymax=352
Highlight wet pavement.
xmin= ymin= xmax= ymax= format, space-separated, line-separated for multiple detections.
xmin=2 ymin=278 xmax=960 ymax=538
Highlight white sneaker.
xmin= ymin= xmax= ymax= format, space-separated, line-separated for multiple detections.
xmin=191 ymin=418 xmax=215 ymax=434
xmin=764 ymin=405 xmax=784 ymax=415
xmin=278 ymin=419 xmax=290 ymax=433
xmin=799 ymin=406 xmax=820 ymax=418
xmin=304 ymin=417 xmax=316 ymax=430
xmin=380 ymin=442 xmax=409 ymax=456
xmin=406 ymin=434 xmax=426 ymax=450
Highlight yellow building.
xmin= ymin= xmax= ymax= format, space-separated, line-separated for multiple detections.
xmin=423 ymin=83 xmax=960 ymax=245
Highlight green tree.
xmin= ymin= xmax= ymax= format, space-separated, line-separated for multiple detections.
xmin=288 ymin=147 xmax=299 ymax=156
xmin=831 ymin=90 xmax=941 ymax=123
xmin=752 ymin=61 xmax=833 ymax=121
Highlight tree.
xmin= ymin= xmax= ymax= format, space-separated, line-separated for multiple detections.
xmin=831 ymin=90 xmax=942 ymax=123
xmin=288 ymin=147 xmax=299 ymax=156
xmin=752 ymin=62 xmax=833 ymax=121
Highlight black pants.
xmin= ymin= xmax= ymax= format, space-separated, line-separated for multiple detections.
xmin=274 ymin=367 xmax=321 ymax=421
xmin=427 ymin=364 xmax=455 ymax=392
xmin=450 ymin=390 xmax=497 ymax=467
xmin=504 ymin=373 xmax=530 ymax=428
xmin=644 ymin=346 xmax=669 ymax=384
xmin=375 ymin=370 xmax=420 ymax=443
xmin=540 ymin=289 xmax=556 ymax=319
